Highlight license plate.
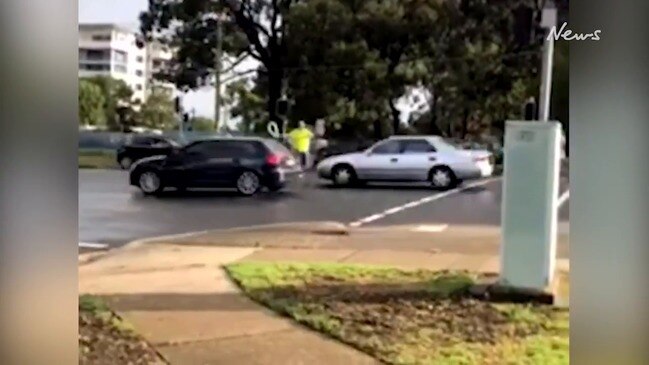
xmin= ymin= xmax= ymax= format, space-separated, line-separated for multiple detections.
xmin=285 ymin=159 xmax=296 ymax=167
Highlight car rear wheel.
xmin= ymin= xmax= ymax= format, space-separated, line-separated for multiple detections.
xmin=138 ymin=171 xmax=164 ymax=195
xmin=429 ymin=166 xmax=457 ymax=190
xmin=119 ymin=157 xmax=133 ymax=170
xmin=331 ymin=164 xmax=357 ymax=187
xmin=236 ymin=171 xmax=261 ymax=196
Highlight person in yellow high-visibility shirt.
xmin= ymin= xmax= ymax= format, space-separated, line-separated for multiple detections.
xmin=288 ymin=120 xmax=314 ymax=169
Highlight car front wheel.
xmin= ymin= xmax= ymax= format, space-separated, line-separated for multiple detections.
xmin=331 ymin=164 xmax=357 ymax=187
xmin=138 ymin=170 xmax=164 ymax=195
xmin=119 ymin=157 xmax=133 ymax=170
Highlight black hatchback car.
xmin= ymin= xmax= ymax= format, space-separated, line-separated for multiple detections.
xmin=116 ymin=135 xmax=181 ymax=169
xmin=129 ymin=137 xmax=302 ymax=196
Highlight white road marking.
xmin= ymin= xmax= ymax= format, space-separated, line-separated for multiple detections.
xmin=348 ymin=177 xmax=500 ymax=227
xmin=79 ymin=242 xmax=109 ymax=249
xmin=413 ymin=224 xmax=449 ymax=233
xmin=557 ymin=190 xmax=570 ymax=208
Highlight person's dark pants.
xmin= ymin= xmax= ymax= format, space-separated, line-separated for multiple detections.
xmin=299 ymin=152 xmax=308 ymax=169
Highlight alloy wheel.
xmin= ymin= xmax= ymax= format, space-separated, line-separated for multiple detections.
xmin=334 ymin=168 xmax=352 ymax=185
xmin=237 ymin=171 xmax=260 ymax=195
xmin=431 ymin=169 xmax=452 ymax=188
xmin=120 ymin=157 xmax=132 ymax=170
xmin=139 ymin=172 xmax=160 ymax=193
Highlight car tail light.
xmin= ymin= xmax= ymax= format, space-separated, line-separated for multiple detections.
xmin=266 ymin=153 xmax=283 ymax=166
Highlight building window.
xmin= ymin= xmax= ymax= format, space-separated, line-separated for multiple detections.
xmin=80 ymin=63 xmax=110 ymax=71
xmin=135 ymin=84 xmax=143 ymax=91
xmin=152 ymin=59 xmax=162 ymax=68
xmin=113 ymin=50 xmax=128 ymax=63
xmin=79 ymin=48 xmax=111 ymax=61
xmin=114 ymin=64 xmax=127 ymax=73
xmin=136 ymin=55 xmax=144 ymax=63
xmin=91 ymin=34 xmax=111 ymax=41
xmin=135 ymin=70 xmax=144 ymax=77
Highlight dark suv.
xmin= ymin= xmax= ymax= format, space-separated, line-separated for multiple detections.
xmin=129 ymin=137 xmax=302 ymax=196
xmin=116 ymin=135 xmax=180 ymax=169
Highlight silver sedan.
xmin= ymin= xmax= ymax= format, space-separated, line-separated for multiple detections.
xmin=316 ymin=135 xmax=494 ymax=189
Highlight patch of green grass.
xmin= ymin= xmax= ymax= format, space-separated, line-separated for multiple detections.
xmin=79 ymin=149 xmax=117 ymax=169
xmin=79 ymin=294 xmax=109 ymax=313
xmin=226 ymin=262 xmax=470 ymax=290
xmin=226 ymin=262 xmax=568 ymax=365
xmin=79 ymin=295 xmax=134 ymax=333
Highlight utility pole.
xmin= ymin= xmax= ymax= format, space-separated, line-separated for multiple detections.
xmin=214 ymin=17 xmax=223 ymax=131
xmin=538 ymin=0 xmax=557 ymax=121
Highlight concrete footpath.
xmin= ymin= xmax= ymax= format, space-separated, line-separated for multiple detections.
xmin=78 ymin=223 xmax=569 ymax=365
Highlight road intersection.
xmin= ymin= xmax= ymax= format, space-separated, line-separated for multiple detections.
xmin=79 ymin=168 xmax=569 ymax=249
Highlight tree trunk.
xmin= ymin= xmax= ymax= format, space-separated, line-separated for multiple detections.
xmin=429 ymin=96 xmax=445 ymax=136
xmin=388 ymin=98 xmax=400 ymax=135
xmin=373 ymin=120 xmax=383 ymax=140
xmin=267 ymin=68 xmax=284 ymax=125
xmin=461 ymin=107 xmax=470 ymax=140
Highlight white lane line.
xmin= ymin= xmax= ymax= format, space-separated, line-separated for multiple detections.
xmin=79 ymin=242 xmax=109 ymax=249
xmin=348 ymin=177 xmax=500 ymax=227
xmin=413 ymin=224 xmax=449 ymax=233
xmin=557 ymin=190 xmax=570 ymax=208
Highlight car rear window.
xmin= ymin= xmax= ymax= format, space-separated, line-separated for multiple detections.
xmin=264 ymin=139 xmax=293 ymax=155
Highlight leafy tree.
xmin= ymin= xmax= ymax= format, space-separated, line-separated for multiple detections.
xmin=138 ymin=88 xmax=177 ymax=130
xmin=83 ymin=76 xmax=134 ymax=130
xmin=140 ymin=0 xmax=298 ymax=123
xmin=78 ymin=79 xmax=106 ymax=127
xmin=225 ymin=78 xmax=268 ymax=133
xmin=417 ymin=0 xmax=542 ymax=139
xmin=188 ymin=116 xmax=217 ymax=132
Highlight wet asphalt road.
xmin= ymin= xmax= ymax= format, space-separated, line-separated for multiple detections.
xmin=79 ymin=168 xmax=569 ymax=248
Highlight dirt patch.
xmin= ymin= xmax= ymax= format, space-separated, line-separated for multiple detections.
xmin=228 ymin=263 xmax=569 ymax=365
xmin=79 ymin=296 xmax=165 ymax=365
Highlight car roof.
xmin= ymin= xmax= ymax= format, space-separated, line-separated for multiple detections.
xmin=186 ymin=136 xmax=278 ymax=145
xmin=387 ymin=135 xmax=443 ymax=141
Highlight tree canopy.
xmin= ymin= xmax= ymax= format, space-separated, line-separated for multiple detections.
xmin=78 ymin=79 xmax=106 ymax=127
xmin=140 ymin=0 xmax=567 ymax=140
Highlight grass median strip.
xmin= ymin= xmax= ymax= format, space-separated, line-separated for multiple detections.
xmin=79 ymin=149 xmax=117 ymax=169
xmin=79 ymin=295 xmax=165 ymax=365
xmin=225 ymin=262 xmax=569 ymax=365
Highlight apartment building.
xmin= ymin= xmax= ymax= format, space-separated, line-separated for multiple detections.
xmin=145 ymin=42 xmax=176 ymax=97
xmin=78 ymin=23 xmax=176 ymax=103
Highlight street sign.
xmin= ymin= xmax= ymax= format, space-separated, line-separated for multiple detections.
xmin=500 ymin=121 xmax=561 ymax=291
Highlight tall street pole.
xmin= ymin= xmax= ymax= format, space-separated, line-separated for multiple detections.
xmin=538 ymin=0 xmax=557 ymax=121
xmin=214 ymin=18 xmax=223 ymax=131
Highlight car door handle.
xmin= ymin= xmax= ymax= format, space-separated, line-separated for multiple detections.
xmin=429 ymin=157 xmax=437 ymax=161
xmin=390 ymin=158 xmax=398 ymax=163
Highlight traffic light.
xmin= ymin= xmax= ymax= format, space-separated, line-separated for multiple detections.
xmin=174 ymin=97 xmax=182 ymax=113
xmin=276 ymin=99 xmax=289 ymax=116
xmin=523 ymin=98 xmax=537 ymax=120
xmin=513 ymin=5 xmax=535 ymax=47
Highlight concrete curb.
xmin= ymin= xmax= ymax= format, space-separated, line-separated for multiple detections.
xmin=78 ymin=221 xmax=351 ymax=260
xmin=213 ymin=221 xmax=350 ymax=235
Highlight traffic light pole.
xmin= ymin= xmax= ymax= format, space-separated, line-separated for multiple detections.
xmin=214 ymin=17 xmax=223 ymax=131
xmin=538 ymin=33 xmax=554 ymax=121
xmin=538 ymin=1 xmax=557 ymax=122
